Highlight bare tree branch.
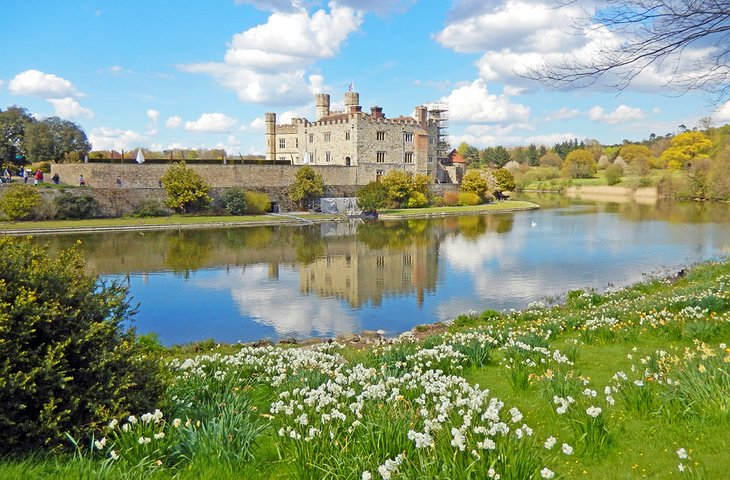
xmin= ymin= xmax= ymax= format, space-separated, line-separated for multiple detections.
xmin=525 ymin=0 xmax=730 ymax=103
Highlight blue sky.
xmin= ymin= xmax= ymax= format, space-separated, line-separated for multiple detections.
xmin=2 ymin=0 xmax=729 ymax=155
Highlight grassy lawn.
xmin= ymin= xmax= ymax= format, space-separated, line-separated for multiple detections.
xmin=0 ymin=214 xmax=308 ymax=231
xmin=380 ymin=200 xmax=539 ymax=216
xmin=0 ymin=202 xmax=538 ymax=232
xmin=3 ymin=258 xmax=728 ymax=479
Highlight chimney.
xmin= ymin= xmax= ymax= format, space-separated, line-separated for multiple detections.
xmin=370 ymin=106 xmax=384 ymax=119
xmin=415 ymin=106 xmax=427 ymax=125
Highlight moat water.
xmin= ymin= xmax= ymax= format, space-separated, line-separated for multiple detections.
xmin=34 ymin=195 xmax=730 ymax=345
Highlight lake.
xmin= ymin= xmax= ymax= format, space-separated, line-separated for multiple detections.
xmin=34 ymin=196 xmax=730 ymax=345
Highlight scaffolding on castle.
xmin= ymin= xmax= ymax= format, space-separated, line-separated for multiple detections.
xmin=427 ymin=102 xmax=450 ymax=164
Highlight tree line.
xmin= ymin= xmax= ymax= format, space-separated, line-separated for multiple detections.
xmin=0 ymin=106 xmax=91 ymax=166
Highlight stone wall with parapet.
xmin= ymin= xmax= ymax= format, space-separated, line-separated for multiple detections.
xmin=50 ymin=163 xmax=359 ymax=189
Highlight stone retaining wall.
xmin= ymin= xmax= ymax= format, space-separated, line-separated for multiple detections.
xmin=50 ymin=163 xmax=361 ymax=189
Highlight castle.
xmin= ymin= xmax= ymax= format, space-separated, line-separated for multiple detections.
xmin=264 ymin=90 xmax=459 ymax=184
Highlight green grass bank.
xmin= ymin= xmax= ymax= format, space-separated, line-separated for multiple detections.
xmin=2 ymin=258 xmax=728 ymax=479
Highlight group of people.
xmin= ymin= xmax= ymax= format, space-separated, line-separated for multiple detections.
xmin=0 ymin=167 xmax=46 ymax=185
xmin=0 ymin=167 xmax=88 ymax=186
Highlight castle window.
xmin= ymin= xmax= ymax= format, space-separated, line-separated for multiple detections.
xmin=376 ymin=151 xmax=386 ymax=163
xmin=404 ymin=152 xmax=413 ymax=163
xmin=309 ymin=133 xmax=314 ymax=143
xmin=429 ymin=137 xmax=434 ymax=144
xmin=376 ymin=131 xmax=385 ymax=141
xmin=404 ymin=132 xmax=413 ymax=143
xmin=428 ymin=155 xmax=434 ymax=163
xmin=295 ymin=138 xmax=299 ymax=148
xmin=324 ymin=132 xmax=331 ymax=142
xmin=279 ymin=138 xmax=286 ymax=149
xmin=325 ymin=151 xmax=332 ymax=163
xmin=345 ymin=131 xmax=350 ymax=140
xmin=376 ymin=169 xmax=384 ymax=180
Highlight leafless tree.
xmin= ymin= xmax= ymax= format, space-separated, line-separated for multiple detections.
xmin=526 ymin=0 xmax=730 ymax=102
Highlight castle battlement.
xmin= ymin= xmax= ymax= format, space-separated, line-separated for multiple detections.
xmin=264 ymin=90 xmax=454 ymax=184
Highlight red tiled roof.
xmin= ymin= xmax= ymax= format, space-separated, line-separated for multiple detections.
xmin=448 ymin=149 xmax=466 ymax=164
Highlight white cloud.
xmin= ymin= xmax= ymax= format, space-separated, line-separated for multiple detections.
xmin=236 ymin=0 xmax=415 ymax=14
xmin=249 ymin=117 xmax=265 ymax=130
xmin=588 ymin=105 xmax=645 ymax=124
xmin=441 ymin=79 xmax=530 ymax=124
xmin=714 ymin=100 xmax=730 ymax=122
xmin=47 ymin=97 xmax=94 ymax=119
xmin=185 ymin=113 xmax=239 ymax=133
xmin=166 ymin=115 xmax=182 ymax=128
xmin=438 ymin=0 xmax=721 ymax=95
xmin=545 ymin=107 xmax=580 ymax=121
xmin=88 ymin=127 xmax=144 ymax=151
xmin=8 ymin=69 xmax=80 ymax=98
xmin=451 ymin=128 xmax=576 ymax=148
xmin=436 ymin=1 xmax=584 ymax=54
xmin=147 ymin=109 xmax=160 ymax=123
xmin=180 ymin=3 xmax=362 ymax=104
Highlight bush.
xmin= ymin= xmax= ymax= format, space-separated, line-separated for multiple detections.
xmin=443 ymin=191 xmax=460 ymax=206
xmin=289 ymin=166 xmax=324 ymax=209
xmin=406 ymin=191 xmax=429 ymax=208
xmin=493 ymin=168 xmax=516 ymax=192
xmin=0 ymin=237 xmax=165 ymax=454
xmin=244 ymin=191 xmax=271 ymax=214
xmin=161 ymin=162 xmax=212 ymax=213
xmin=604 ymin=163 xmax=624 ymax=185
xmin=0 ymin=184 xmax=41 ymax=220
xmin=132 ymin=199 xmax=172 ymax=218
xmin=221 ymin=188 xmax=247 ymax=215
xmin=356 ymin=181 xmax=389 ymax=213
xmin=54 ymin=191 xmax=99 ymax=219
xmin=458 ymin=191 xmax=482 ymax=206
xmin=460 ymin=170 xmax=492 ymax=199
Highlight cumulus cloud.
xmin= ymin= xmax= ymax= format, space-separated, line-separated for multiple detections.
xmin=588 ymin=105 xmax=645 ymax=124
xmin=236 ymin=0 xmax=415 ymax=14
xmin=8 ymin=69 xmax=80 ymax=98
xmin=544 ymin=107 xmax=580 ymax=121
xmin=88 ymin=127 xmax=144 ymax=151
xmin=713 ymin=100 xmax=730 ymax=122
xmin=180 ymin=3 xmax=362 ymax=104
xmin=440 ymin=79 xmax=530 ymax=124
xmin=185 ymin=113 xmax=239 ymax=133
xmin=436 ymin=1 xmax=584 ymax=54
xmin=47 ymin=98 xmax=94 ymax=119
xmin=147 ymin=109 xmax=160 ymax=123
xmin=249 ymin=117 xmax=265 ymax=130
xmin=166 ymin=115 xmax=182 ymax=128
xmin=436 ymin=0 xmax=711 ymax=94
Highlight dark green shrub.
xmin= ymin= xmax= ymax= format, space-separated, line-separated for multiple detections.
xmin=0 ymin=184 xmax=41 ymax=220
xmin=0 ymin=237 xmax=165 ymax=454
xmin=356 ymin=181 xmax=389 ymax=213
xmin=54 ymin=192 xmax=99 ymax=219
xmin=132 ymin=199 xmax=172 ymax=218
xmin=221 ymin=188 xmax=247 ymax=215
